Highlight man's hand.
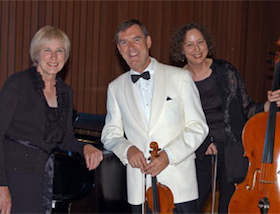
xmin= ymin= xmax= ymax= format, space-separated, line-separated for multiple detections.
xmin=0 ymin=186 xmax=12 ymax=214
xmin=144 ymin=151 xmax=169 ymax=177
xmin=127 ymin=146 xmax=147 ymax=172
xmin=83 ymin=144 xmax=103 ymax=170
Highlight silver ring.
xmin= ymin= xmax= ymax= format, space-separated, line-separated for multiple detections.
xmin=134 ymin=162 xmax=138 ymax=166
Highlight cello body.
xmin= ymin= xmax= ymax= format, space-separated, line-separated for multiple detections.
xmin=229 ymin=39 xmax=280 ymax=213
xmin=229 ymin=112 xmax=280 ymax=213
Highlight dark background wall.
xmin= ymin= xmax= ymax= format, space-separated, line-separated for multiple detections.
xmin=0 ymin=0 xmax=279 ymax=114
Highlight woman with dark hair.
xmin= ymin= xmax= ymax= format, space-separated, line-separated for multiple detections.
xmin=0 ymin=26 xmax=103 ymax=213
xmin=170 ymin=23 xmax=280 ymax=213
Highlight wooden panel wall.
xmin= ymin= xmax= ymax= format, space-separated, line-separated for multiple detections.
xmin=0 ymin=0 xmax=279 ymax=114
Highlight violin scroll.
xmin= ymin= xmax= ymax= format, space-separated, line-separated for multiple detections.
xmin=150 ymin=141 xmax=160 ymax=159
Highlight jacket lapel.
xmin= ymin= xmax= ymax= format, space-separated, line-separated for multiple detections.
xmin=149 ymin=61 xmax=166 ymax=130
xmin=124 ymin=74 xmax=148 ymax=131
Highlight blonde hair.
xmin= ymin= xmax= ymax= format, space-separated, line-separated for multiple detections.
xmin=30 ymin=26 xmax=71 ymax=66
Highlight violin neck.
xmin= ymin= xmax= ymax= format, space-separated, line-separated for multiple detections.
xmin=151 ymin=176 xmax=160 ymax=213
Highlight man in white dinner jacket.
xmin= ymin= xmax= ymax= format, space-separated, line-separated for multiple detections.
xmin=101 ymin=19 xmax=208 ymax=213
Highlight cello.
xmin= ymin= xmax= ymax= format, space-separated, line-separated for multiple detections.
xmin=145 ymin=141 xmax=175 ymax=214
xmin=228 ymin=39 xmax=280 ymax=213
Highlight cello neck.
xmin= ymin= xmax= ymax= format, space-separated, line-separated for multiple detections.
xmin=272 ymin=39 xmax=280 ymax=92
xmin=262 ymin=40 xmax=280 ymax=164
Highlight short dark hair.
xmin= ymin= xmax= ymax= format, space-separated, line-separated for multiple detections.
xmin=115 ymin=19 xmax=150 ymax=44
xmin=170 ymin=23 xmax=214 ymax=64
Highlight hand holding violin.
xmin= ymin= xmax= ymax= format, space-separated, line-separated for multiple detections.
xmin=127 ymin=146 xmax=148 ymax=172
xmin=144 ymin=150 xmax=169 ymax=177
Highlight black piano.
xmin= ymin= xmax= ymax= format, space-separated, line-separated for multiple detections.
xmin=52 ymin=113 xmax=131 ymax=213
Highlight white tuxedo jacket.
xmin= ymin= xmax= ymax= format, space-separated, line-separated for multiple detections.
xmin=101 ymin=59 xmax=208 ymax=205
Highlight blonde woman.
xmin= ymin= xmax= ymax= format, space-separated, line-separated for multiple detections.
xmin=0 ymin=26 xmax=103 ymax=213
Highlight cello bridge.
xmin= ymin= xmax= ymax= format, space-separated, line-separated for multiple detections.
xmin=259 ymin=180 xmax=276 ymax=184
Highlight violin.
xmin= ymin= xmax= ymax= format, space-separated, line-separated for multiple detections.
xmin=146 ymin=141 xmax=175 ymax=214
xmin=228 ymin=39 xmax=280 ymax=213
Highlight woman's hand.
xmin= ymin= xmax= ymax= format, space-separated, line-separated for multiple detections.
xmin=265 ymin=89 xmax=280 ymax=111
xmin=205 ymin=143 xmax=217 ymax=155
xmin=83 ymin=144 xmax=103 ymax=170
xmin=0 ymin=186 xmax=12 ymax=214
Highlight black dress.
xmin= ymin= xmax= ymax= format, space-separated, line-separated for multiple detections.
xmin=194 ymin=69 xmax=234 ymax=213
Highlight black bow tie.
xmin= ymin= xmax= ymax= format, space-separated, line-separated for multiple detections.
xmin=131 ymin=71 xmax=150 ymax=83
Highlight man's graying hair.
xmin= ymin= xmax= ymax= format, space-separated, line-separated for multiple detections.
xmin=115 ymin=19 xmax=150 ymax=44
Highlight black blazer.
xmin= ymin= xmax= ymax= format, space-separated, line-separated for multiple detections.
xmin=0 ymin=67 xmax=83 ymax=186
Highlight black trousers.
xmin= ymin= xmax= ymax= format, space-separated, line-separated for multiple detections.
xmin=131 ymin=199 xmax=199 ymax=214
xmin=7 ymin=171 xmax=45 ymax=213
xmin=195 ymin=143 xmax=235 ymax=213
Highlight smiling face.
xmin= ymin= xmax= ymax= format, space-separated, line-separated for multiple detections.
xmin=36 ymin=39 xmax=66 ymax=77
xmin=117 ymin=24 xmax=152 ymax=73
xmin=182 ymin=28 xmax=209 ymax=67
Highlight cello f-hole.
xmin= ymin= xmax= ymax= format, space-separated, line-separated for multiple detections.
xmin=246 ymin=169 xmax=261 ymax=191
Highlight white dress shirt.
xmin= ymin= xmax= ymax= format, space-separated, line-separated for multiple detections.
xmin=130 ymin=58 xmax=155 ymax=124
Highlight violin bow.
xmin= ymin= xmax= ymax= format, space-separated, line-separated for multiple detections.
xmin=142 ymin=173 xmax=147 ymax=214
xmin=211 ymin=137 xmax=218 ymax=214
